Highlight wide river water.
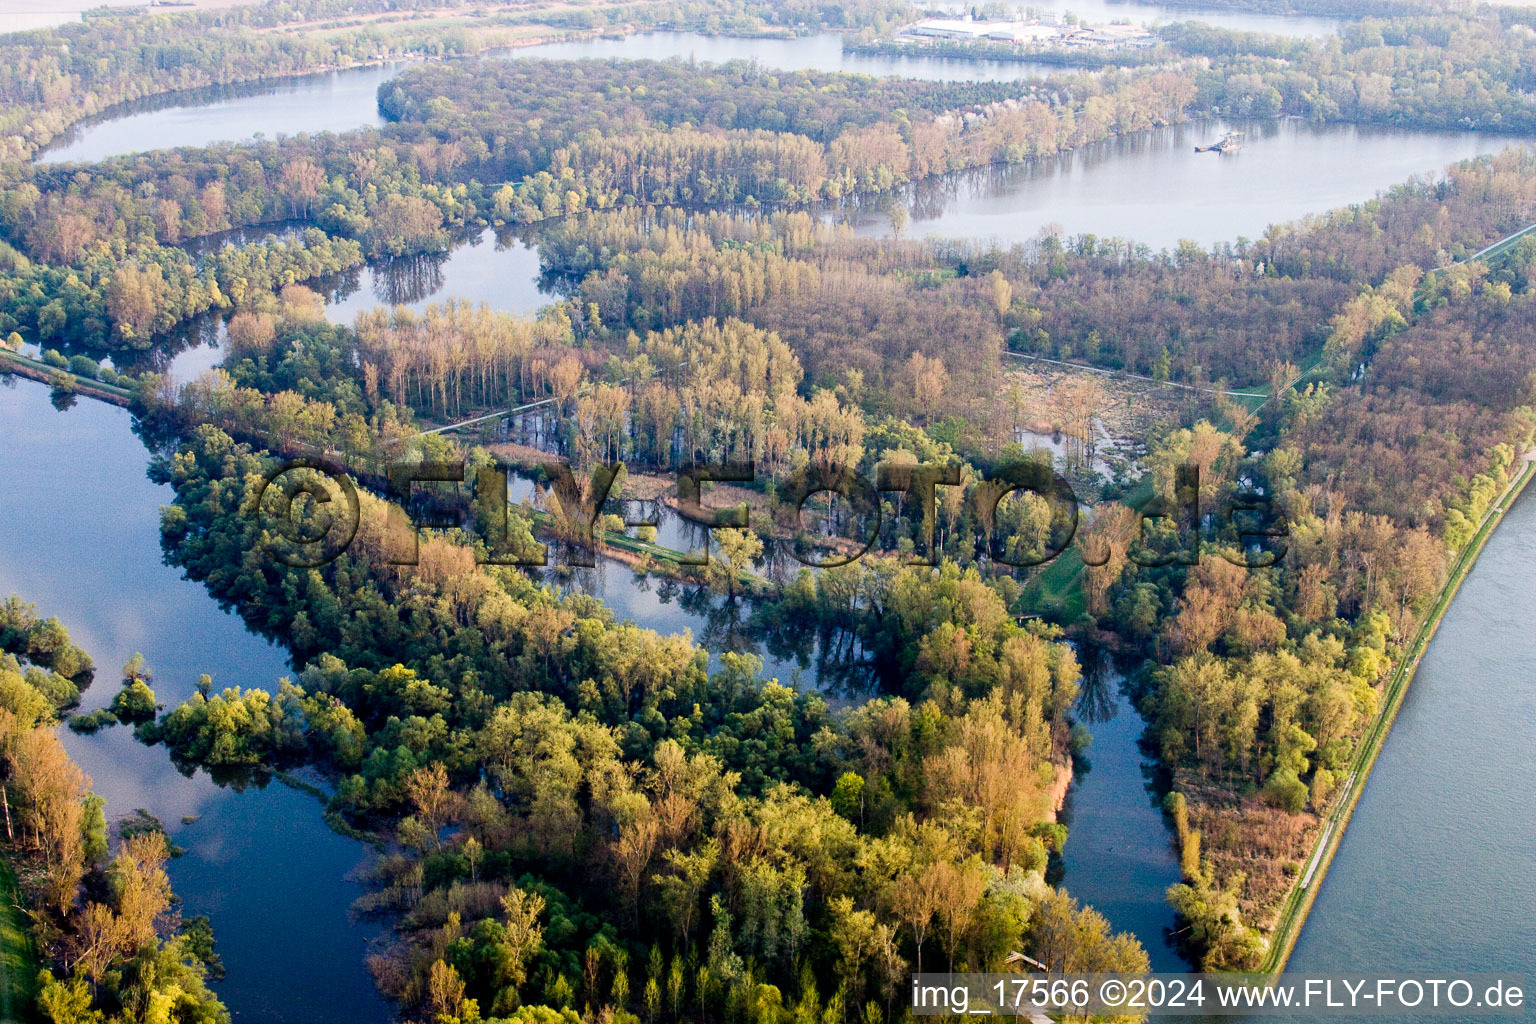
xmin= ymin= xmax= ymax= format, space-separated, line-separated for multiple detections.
xmin=6 ymin=14 xmax=1535 ymax=1020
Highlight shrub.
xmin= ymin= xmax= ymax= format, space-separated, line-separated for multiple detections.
xmin=110 ymin=679 xmax=158 ymax=723
xmin=68 ymin=708 xmax=119 ymax=734
xmin=1310 ymin=767 xmax=1336 ymax=807
xmin=1261 ymin=767 xmax=1309 ymax=814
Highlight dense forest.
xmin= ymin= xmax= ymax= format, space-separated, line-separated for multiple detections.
xmin=8 ymin=0 xmax=1536 ymax=1019
xmin=125 ymin=143 xmax=1536 ymax=986
xmin=147 ymin=425 xmax=1148 ymax=1023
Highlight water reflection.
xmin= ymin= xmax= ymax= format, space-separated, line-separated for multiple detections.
xmin=1059 ymin=645 xmax=1186 ymax=971
xmin=0 ymin=377 xmax=391 ymax=1024
xmin=37 ymin=63 xmax=405 ymax=165
xmin=504 ymin=469 xmax=874 ymax=699
xmin=1287 ymin=488 xmax=1536 ymax=1018
xmin=322 ymin=226 xmax=556 ymax=325
xmin=924 ymin=0 xmax=1345 ymax=36
xmin=513 ymin=31 xmax=1065 ymax=81
xmin=846 ymin=120 xmax=1532 ymax=250
xmin=178 ymin=219 xmax=307 ymax=262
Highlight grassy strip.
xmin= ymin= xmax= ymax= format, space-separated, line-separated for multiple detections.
xmin=1259 ymin=454 xmax=1536 ymax=974
xmin=520 ymin=506 xmax=768 ymax=591
xmin=0 ymin=348 xmax=135 ymax=405
xmin=1021 ymin=472 xmax=1156 ymax=619
xmin=0 ymin=854 xmax=38 ymax=1023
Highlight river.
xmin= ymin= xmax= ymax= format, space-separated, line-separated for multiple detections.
xmin=0 ymin=378 xmax=392 ymax=1024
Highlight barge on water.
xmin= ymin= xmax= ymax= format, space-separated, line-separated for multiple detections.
xmin=1196 ymin=130 xmax=1244 ymax=153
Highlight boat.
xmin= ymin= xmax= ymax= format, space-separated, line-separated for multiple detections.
xmin=1195 ymin=130 xmax=1244 ymax=153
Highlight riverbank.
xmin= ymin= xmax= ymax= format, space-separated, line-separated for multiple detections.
xmin=0 ymin=348 xmax=134 ymax=406
xmin=23 ymin=8 xmax=606 ymax=162
xmin=843 ymin=37 xmax=1165 ymax=69
xmin=1260 ymin=450 xmax=1536 ymax=973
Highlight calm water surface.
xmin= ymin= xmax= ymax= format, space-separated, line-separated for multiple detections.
xmin=514 ymin=31 xmax=1064 ymax=81
xmin=848 ymin=119 xmax=1532 ymax=250
xmin=925 ymin=0 xmax=1345 ymax=36
xmin=0 ymin=378 xmax=391 ymax=1024
xmin=322 ymin=227 xmax=553 ymax=326
xmin=1060 ymin=659 xmax=1184 ymax=971
xmin=33 ymin=7 xmax=1348 ymax=167
xmin=0 ymin=0 xmax=143 ymax=34
xmin=34 ymin=31 xmax=1059 ymax=165
xmin=12 ymin=10 xmax=1535 ymax=996
xmin=37 ymin=63 xmax=404 ymax=165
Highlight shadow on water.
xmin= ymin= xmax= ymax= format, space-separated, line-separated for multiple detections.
xmin=319 ymin=224 xmax=563 ymax=326
xmin=1059 ymin=644 xmax=1188 ymax=972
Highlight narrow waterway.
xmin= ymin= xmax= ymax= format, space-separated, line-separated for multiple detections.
xmin=1286 ymin=487 xmax=1536 ymax=1013
xmin=1060 ymin=655 xmax=1185 ymax=972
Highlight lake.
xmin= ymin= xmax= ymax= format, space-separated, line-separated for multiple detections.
xmin=513 ymin=30 xmax=1064 ymax=81
xmin=0 ymin=0 xmax=145 ymax=34
xmin=321 ymin=227 xmax=553 ymax=327
xmin=1059 ymin=654 xmax=1185 ymax=972
xmin=34 ymin=4 xmax=1351 ymax=167
xmin=921 ymin=0 xmax=1345 ymax=37
xmin=0 ymin=369 xmax=857 ymax=1016
xmin=37 ymin=62 xmax=405 ymax=166
xmin=846 ymin=119 xmax=1531 ymax=251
